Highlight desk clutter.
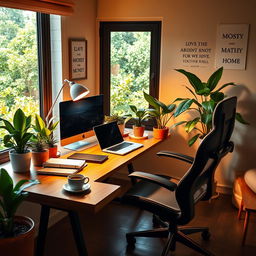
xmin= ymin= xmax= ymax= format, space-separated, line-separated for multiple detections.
xmin=36 ymin=158 xmax=87 ymax=176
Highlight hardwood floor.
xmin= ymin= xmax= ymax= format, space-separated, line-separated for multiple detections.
xmin=44 ymin=194 xmax=256 ymax=256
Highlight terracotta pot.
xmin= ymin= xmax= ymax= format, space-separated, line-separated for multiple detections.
xmin=133 ymin=125 xmax=145 ymax=137
xmin=153 ymin=127 xmax=169 ymax=139
xmin=118 ymin=123 xmax=125 ymax=135
xmin=32 ymin=149 xmax=49 ymax=166
xmin=0 ymin=216 xmax=35 ymax=256
xmin=9 ymin=150 xmax=31 ymax=173
xmin=49 ymin=145 xmax=59 ymax=158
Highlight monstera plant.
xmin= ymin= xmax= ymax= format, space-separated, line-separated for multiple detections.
xmin=173 ymin=67 xmax=248 ymax=146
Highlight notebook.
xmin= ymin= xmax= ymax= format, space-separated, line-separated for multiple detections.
xmin=68 ymin=153 xmax=108 ymax=163
xmin=43 ymin=158 xmax=86 ymax=169
xmin=93 ymin=122 xmax=143 ymax=155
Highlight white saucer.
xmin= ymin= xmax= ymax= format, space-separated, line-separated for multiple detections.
xmin=129 ymin=132 xmax=148 ymax=140
xmin=63 ymin=183 xmax=91 ymax=193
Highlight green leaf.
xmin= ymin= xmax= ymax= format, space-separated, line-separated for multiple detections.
xmin=143 ymin=91 xmax=160 ymax=111
xmin=174 ymin=99 xmax=193 ymax=117
xmin=207 ymin=67 xmax=223 ymax=91
xmin=167 ymin=104 xmax=176 ymax=112
xmin=25 ymin=115 xmax=32 ymax=130
xmin=185 ymin=86 xmax=198 ymax=99
xmin=129 ymin=105 xmax=137 ymax=114
xmin=173 ymin=97 xmax=188 ymax=102
xmin=13 ymin=109 xmax=26 ymax=131
xmin=13 ymin=180 xmax=29 ymax=192
xmin=188 ymin=134 xmax=200 ymax=146
xmin=175 ymin=69 xmax=204 ymax=91
xmin=236 ymin=113 xmax=249 ymax=125
xmin=196 ymin=87 xmax=211 ymax=96
xmin=210 ymin=91 xmax=225 ymax=102
xmin=35 ymin=114 xmax=45 ymax=131
xmin=201 ymin=113 xmax=212 ymax=125
xmin=215 ymin=82 xmax=236 ymax=92
xmin=1 ymin=120 xmax=15 ymax=133
xmin=202 ymin=100 xmax=215 ymax=112
xmin=0 ymin=169 xmax=13 ymax=197
xmin=185 ymin=118 xmax=200 ymax=133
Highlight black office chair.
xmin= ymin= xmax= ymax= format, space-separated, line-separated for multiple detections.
xmin=122 ymin=97 xmax=237 ymax=256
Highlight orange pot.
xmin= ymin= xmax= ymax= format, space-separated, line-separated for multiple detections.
xmin=153 ymin=127 xmax=169 ymax=139
xmin=0 ymin=216 xmax=35 ymax=256
xmin=133 ymin=125 xmax=145 ymax=137
xmin=32 ymin=149 xmax=49 ymax=166
xmin=49 ymin=145 xmax=59 ymax=158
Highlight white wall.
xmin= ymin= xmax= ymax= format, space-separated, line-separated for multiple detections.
xmin=97 ymin=0 xmax=256 ymax=189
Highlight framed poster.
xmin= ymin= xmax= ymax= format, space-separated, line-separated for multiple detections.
xmin=69 ymin=38 xmax=87 ymax=80
xmin=215 ymin=24 xmax=249 ymax=70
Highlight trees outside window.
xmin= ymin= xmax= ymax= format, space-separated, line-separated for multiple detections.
xmin=0 ymin=7 xmax=39 ymax=150
xmin=100 ymin=21 xmax=161 ymax=121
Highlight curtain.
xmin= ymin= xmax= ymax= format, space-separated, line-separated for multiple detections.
xmin=0 ymin=0 xmax=74 ymax=16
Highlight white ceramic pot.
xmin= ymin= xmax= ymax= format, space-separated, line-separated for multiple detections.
xmin=9 ymin=150 xmax=31 ymax=173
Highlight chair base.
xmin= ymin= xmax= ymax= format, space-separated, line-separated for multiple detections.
xmin=126 ymin=226 xmax=213 ymax=256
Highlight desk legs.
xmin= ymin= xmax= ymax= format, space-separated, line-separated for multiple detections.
xmin=35 ymin=205 xmax=88 ymax=256
xmin=127 ymin=163 xmax=137 ymax=185
xmin=69 ymin=210 xmax=88 ymax=256
xmin=35 ymin=205 xmax=50 ymax=256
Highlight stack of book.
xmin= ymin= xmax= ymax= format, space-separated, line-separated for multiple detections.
xmin=36 ymin=158 xmax=87 ymax=176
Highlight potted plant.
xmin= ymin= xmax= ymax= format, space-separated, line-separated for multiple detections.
xmin=126 ymin=105 xmax=149 ymax=137
xmin=104 ymin=114 xmax=126 ymax=135
xmin=0 ymin=109 xmax=33 ymax=173
xmin=173 ymin=67 xmax=248 ymax=146
xmin=36 ymin=114 xmax=59 ymax=158
xmin=31 ymin=114 xmax=51 ymax=166
xmin=0 ymin=168 xmax=39 ymax=256
xmin=144 ymin=92 xmax=176 ymax=139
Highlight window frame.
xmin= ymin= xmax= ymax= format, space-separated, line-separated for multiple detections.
xmin=99 ymin=21 xmax=161 ymax=128
xmin=0 ymin=12 xmax=52 ymax=164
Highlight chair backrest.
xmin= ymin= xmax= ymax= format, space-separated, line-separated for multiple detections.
xmin=175 ymin=96 xmax=237 ymax=225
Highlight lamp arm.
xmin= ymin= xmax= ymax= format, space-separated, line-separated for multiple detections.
xmin=45 ymin=79 xmax=71 ymax=125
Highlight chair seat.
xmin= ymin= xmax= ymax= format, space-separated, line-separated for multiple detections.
xmin=123 ymin=176 xmax=181 ymax=222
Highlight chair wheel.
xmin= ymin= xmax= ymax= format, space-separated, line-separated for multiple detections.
xmin=126 ymin=235 xmax=136 ymax=245
xmin=202 ymin=230 xmax=211 ymax=240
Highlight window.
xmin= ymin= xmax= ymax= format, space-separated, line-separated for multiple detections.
xmin=0 ymin=7 xmax=52 ymax=162
xmin=100 ymin=21 xmax=161 ymax=122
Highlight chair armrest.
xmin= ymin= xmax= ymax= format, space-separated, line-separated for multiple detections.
xmin=157 ymin=151 xmax=194 ymax=164
xmin=128 ymin=171 xmax=177 ymax=191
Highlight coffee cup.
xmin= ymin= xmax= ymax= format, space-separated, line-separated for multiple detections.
xmin=67 ymin=174 xmax=89 ymax=191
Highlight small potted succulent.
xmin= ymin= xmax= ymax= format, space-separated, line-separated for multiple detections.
xmin=144 ymin=92 xmax=176 ymax=139
xmin=0 ymin=109 xmax=33 ymax=173
xmin=31 ymin=114 xmax=50 ymax=166
xmin=0 ymin=168 xmax=39 ymax=256
xmin=126 ymin=105 xmax=149 ymax=137
xmin=104 ymin=114 xmax=126 ymax=135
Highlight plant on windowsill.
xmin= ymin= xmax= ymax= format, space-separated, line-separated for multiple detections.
xmin=0 ymin=168 xmax=39 ymax=256
xmin=0 ymin=109 xmax=33 ymax=173
xmin=125 ymin=105 xmax=149 ymax=138
xmin=143 ymin=92 xmax=176 ymax=139
xmin=173 ymin=67 xmax=249 ymax=146
xmin=104 ymin=114 xmax=126 ymax=135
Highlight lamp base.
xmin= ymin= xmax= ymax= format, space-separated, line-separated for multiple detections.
xmin=64 ymin=140 xmax=90 ymax=151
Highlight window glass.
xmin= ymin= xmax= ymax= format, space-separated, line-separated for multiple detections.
xmin=0 ymin=7 xmax=39 ymax=150
xmin=110 ymin=31 xmax=151 ymax=116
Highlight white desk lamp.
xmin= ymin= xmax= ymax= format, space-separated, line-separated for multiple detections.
xmin=45 ymin=79 xmax=90 ymax=125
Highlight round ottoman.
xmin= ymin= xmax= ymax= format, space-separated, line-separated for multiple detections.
xmin=244 ymin=169 xmax=256 ymax=193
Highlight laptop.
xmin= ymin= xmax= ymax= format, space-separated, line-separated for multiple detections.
xmin=93 ymin=122 xmax=143 ymax=155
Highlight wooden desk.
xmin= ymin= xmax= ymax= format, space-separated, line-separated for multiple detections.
xmin=7 ymin=133 xmax=163 ymax=256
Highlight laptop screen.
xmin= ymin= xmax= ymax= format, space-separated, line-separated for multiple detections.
xmin=93 ymin=122 xmax=124 ymax=149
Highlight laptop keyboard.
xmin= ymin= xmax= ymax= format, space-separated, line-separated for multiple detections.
xmin=107 ymin=142 xmax=133 ymax=151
